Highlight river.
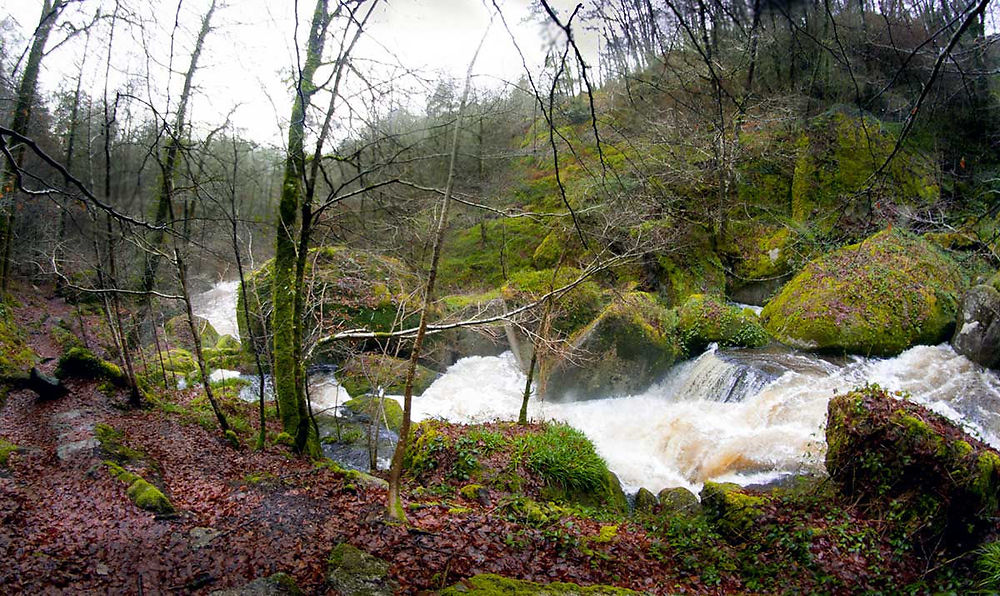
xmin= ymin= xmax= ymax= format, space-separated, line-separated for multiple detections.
xmin=193 ymin=280 xmax=1000 ymax=494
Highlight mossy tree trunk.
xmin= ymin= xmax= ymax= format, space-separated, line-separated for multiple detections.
xmin=273 ymin=0 xmax=332 ymax=456
xmin=0 ymin=0 xmax=63 ymax=295
xmin=386 ymin=24 xmax=490 ymax=521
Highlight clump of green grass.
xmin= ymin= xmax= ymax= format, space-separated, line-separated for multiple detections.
xmin=520 ymin=423 xmax=607 ymax=493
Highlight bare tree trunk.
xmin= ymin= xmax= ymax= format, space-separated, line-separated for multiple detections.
xmin=386 ymin=22 xmax=491 ymax=521
xmin=1 ymin=0 xmax=64 ymax=294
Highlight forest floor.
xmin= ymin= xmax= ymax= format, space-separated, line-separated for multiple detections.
xmin=0 ymin=286 xmax=702 ymax=595
xmin=0 ymin=286 xmax=980 ymax=594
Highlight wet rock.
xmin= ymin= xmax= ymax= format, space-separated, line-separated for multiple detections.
xmin=190 ymin=527 xmax=222 ymax=550
xmin=441 ymin=573 xmax=642 ymax=594
xmin=326 ymin=543 xmax=398 ymax=596
xmin=951 ymin=278 xmax=1000 ymax=369
xmin=657 ymin=487 xmax=700 ymax=516
xmin=210 ymin=573 xmax=302 ymax=596
xmin=633 ymin=487 xmax=658 ymax=514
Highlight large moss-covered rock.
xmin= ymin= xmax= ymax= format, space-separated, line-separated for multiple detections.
xmin=700 ymin=481 xmax=769 ymax=539
xmin=335 ymin=353 xmax=437 ymax=399
xmin=440 ymin=574 xmax=641 ymax=594
xmin=237 ymin=247 xmax=420 ymax=365
xmin=761 ymin=229 xmax=963 ymax=356
xmin=343 ymin=395 xmax=404 ymax=432
xmin=164 ymin=314 xmax=219 ymax=350
xmin=55 ymin=347 xmax=127 ymax=386
xmin=501 ymin=267 xmax=607 ymax=337
xmin=677 ymin=294 xmax=770 ymax=353
xmin=721 ymin=222 xmax=805 ymax=304
xmin=951 ymin=274 xmax=1000 ymax=368
xmin=326 ymin=543 xmax=398 ymax=596
xmin=826 ymin=384 xmax=1000 ymax=548
xmin=544 ymin=292 xmax=683 ymax=400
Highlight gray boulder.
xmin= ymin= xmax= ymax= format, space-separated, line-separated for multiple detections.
xmin=952 ymin=279 xmax=1000 ymax=369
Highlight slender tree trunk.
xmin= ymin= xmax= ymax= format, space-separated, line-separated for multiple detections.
xmin=1 ymin=0 xmax=63 ymax=294
xmin=386 ymin=23 xmax=491 ymax=521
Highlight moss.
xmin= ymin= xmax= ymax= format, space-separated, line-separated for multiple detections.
xmin=826 ymin=384 xmax=1000 ymax=548
xmin=501 ymin=267 xmax=607 ymax=336
xmin=700 ymin=481 xmax=768 ymax=539
xmin=95 ymin=423 xmax=146 ymax=462
xmin=459 ymin=483 xmax=486 ymax=501
xmin=0 ymin=437 xmax=19 ymax=467
xmin=164 ymin=314 xmax=219 ymax=349
xmin=438 ymin=217 xmax=551 ymax=291
xmin=761 ymin=228 xmax=964 ymax=356
xmin=274 ymin=432 xmax=294 ymax=447
xmin=635 ymin=219 xmax=726 ymax=306
xmin=677 ymin=294 xmax=770 ymax=353
xmin=0 ymin=302 xmax=35 ymax=379
xmin=439 ymin=574 xmax=641 ymax=595
xmin=158 ymin=348 xmax=197 ymax=375
xmin=326 ymin=543 xmax=397 ymax=596
xmin=335 ymin=354 xmax=436 ymax=399
xmin=224 ymin=429 xmax=240 ymax=448
xmin=55 ymin=347 xmax=127 ymax=386
xmin=105 ymin=461 xmax=174 ymax=514
xmin=343 ymin=395 xmax=404 ymax=432
xmin=404 ymin=421 xmax=451 ymax=477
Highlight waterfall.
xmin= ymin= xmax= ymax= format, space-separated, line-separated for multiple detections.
xmin=193 ymin=280 xmax=1000 ymax=494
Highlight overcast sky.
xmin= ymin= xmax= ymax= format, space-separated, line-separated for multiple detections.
xmin=1 ymin=0 xmax=600 ymax=145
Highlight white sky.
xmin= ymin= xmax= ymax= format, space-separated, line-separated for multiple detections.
xmin=1 ymin=0 xmax=600 ymax=145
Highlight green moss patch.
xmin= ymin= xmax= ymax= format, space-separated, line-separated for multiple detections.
xmin=0 ymin=302 xmax=36 ymax=379
xmin=343 ymin=395 xmax=404 ymax=433
xmin=501 ymin=267 xmax=607 ymax=336
xmin=440 ymin=574 xmax=641 ymax=594
xmin=55 ymin=347 xmax=127 ymax=386
xmin=677 ymin=294 xmax=770 ymax=353
xmin=326 ymin=543 xmax=397 ymax=596
xmin=0 ymin=437 xmax=19 ymax=467
xmin=105 ymin=461 xmax=175 ymax=515
xmin=438 ymin=216 xmax=551 ymax=291
xmin=164 ymin=314 xmax=219 ymax=350
xmin=761 ymin=228 xmax=963 ymax=356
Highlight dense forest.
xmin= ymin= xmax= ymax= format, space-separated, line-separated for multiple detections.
xmin=1 ymin=0 xmax=1000 ymax=593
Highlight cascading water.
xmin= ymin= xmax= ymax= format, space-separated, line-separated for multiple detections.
xmin=193 ymin=281 xmax=1000 ymax=494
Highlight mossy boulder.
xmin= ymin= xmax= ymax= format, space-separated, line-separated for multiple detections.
xmin=105 ymin=461 xmax=175 ymax=515
xmin=699 ymin=481 xmax=769 ymax=539
xmin=501 ymin=267 xmax=607 ymax=337
xmin=237 ymin=246 xmax=420 ymax=366
xmin=343 ymin=395 xmax=404 ymax=432
xmin=544 ymin=292 xmax=683 ymax=400
xmin=55 ymin=347 xmax=127 ymax=386
xmin=209 ymin=572 xmax=302 ymax=596
xmin=335 ymin=353 xmax=437 ymax=399
xmin=657 ymin=487 xmax=701 ymax=516
xmin=204 ymin=335 xmax=243 ymax=371
xmin=760 ymin=228 xmax=963 ymax=356
xmin=633 ymin=487 xmax=658 ymax=514
xmin=826 ymin=384 xmax=1000 ymax=548
xmin=951 ymin=275 xmax=1000 ymax=369
xmin=440 ymin=574 xmax=641 ymax=594
xmin=721 ymin=221 xmax=806 ymax=304
xmin=326 ymin=543 xmax=398 ymax=596
xmin=635 ymin=219 xmax=726 ymax=306
xmin=0 ymin=437 xmax=19 ymax=467
xmin=164 ymin=314 xmax=219 ymax=350
xmin=432 ymin=292 xmax=510 ymax=366
xmin=677 ymin=294 xmax=770 ymax=353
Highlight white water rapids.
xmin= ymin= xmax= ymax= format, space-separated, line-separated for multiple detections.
xmin=193 ymin=281 xmax=1000 ymax=494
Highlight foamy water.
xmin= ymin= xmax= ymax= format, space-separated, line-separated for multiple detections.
xmin=191 ymin=279 xmax=241 ymax=338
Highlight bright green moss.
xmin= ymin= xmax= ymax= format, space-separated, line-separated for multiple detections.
xmin=326 ymin=543 xmax=397 ymax=595
xmin=55 ymin=347 xmax=126 ymax=386
xmin=0 ymin=437 xmax=18 ymax=467
xmin=501 ymin=267 xmax=607 ymax=336
xmin=439 ymin=573 xmax=641 ymax=595
xmin=344 ymin=395 xmax=404 ymax=432
xmin=164 ymin=314 xmax=219 ymax=349
xmin=677 ymin=294 xmax=770 ymax=353
xmin=761 ymin=228 xmax=963 ymax=356
xmin=635 ymin=219 xmax=726 ymax=306
xmin=438 ymin=217 xmax=551 ymax=290
xmin=0 ymin=302 xmax=35 ymax=379
xmin=700 ymin=481 xmax=768 ymax=538
xmin=335 ymin=354 xmax=436 ymax=399
xmin=95 ymin=423 xmax=146 ymax=462
xmin=105 ymin=461 xmax=174 ymax=514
